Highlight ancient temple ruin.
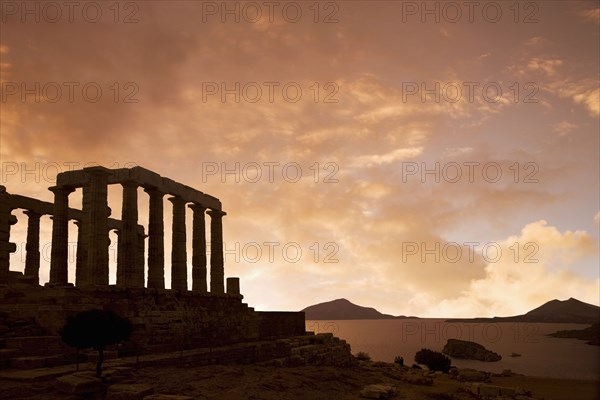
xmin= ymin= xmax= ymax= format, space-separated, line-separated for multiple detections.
xmin=0 ymin=166 xmax=305 ymax=366
xmin=0 ymin=165 xmax=231 ymax=292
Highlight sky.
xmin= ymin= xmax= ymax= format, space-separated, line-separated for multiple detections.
xmin=0 ymin=0 xmax=598 ymax=318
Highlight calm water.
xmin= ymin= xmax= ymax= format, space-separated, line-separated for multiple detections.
xmin=306 ymin=319 xmax=600 ymax=380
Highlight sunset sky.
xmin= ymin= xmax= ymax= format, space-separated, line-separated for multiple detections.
xmin=1 ymin=1 xmax=598 ymax=318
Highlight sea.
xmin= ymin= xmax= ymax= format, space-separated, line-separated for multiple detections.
xmin=306 ymin=319 xmax=600 ymax=381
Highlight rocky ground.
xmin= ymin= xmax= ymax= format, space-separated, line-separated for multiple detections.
xmin=0 ymin=360 xmax=598 ymax=400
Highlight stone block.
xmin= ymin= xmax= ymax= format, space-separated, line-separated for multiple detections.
xmin=0 ymin=348 xmax=19 ymax=359
xmin=106 ymin=384 xmax=154 ymax=400
xmin=55 ymin=373 xmax=103 ymax=395
xmin=10 ymin=356 xmax=46 ymax=369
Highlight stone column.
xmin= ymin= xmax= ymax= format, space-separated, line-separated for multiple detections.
xmin=23 ymin=210 xmax=42 ymax=282
xmin=207 ymin=209 xmax=226 ymax=294
xmin=226 ymin=277 xmax=240 ymax=295
xmin=137 ymin=228 xmax=146 ymax=286
xmin=189 ymin=203 xmax=207 ymax=293
xmin=73 ymin=220 xmax=85 ymax=286
xmin=84 ymin=167 xmax=110 ymax=286
xmin=113 ymin=228 xmax=122 ymax=283
xmin=76 ymin=184 xmax=91 ymax=286
xmin=0 ymin=186 xmax=12 ymax=278
xmin=169 ymin=196 xmax=187 ymax=291
xmin=117 ymin=180 xmax=140 ymax=287
xmin=145 ymin=187 xmax=164 ymax=289
xmin=48 ymin=186 xmax=74 ymax=285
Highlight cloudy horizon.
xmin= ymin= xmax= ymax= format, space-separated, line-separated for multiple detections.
xmin=1 ymin=0 xmax=598 ymax=318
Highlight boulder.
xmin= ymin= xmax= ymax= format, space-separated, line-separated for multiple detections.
xmin=360 ymin=384 xmax=396 ymax=399
xmin=442 ymin=339 xmax=502 ymax=362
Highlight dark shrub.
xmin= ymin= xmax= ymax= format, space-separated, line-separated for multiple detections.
xmin=60 ymin=309 xmax=133 ymax=377
xmin=414 ymin=348 xmax=451 ymax=372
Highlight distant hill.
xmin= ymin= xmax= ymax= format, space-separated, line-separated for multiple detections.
xmin=302 ymin=298 xmax=417 ymax=320
xmin=446 ymin=298 xmax=600 ymax=324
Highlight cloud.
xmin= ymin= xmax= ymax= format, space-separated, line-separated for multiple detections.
xmin=580 ymin=8 xmax=600 ymax=24
xmin=553 ymin=121 xmax=578 ymax=136
xmin=527 ymin=58 xmax=563 ymax=77
xmin=430 ymin=220 xmax=599 ymax=317
xmin=351 ymin=147 xmax=423 ymax=168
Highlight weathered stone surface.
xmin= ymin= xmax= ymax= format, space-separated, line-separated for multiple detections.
xmin=360 ymin=383 xmax=396 ymax=399
xmin=442 ymin=338 xmax=502 ymax=362
xmin=144 ymin=396 xmax=194 ymax=400
xmin=479 ymin=384 xmax=501 ymax=397
xmin=55 ymin=373 xmax=103 ymax=395
xmin=500 ymin=386 xmax=517 ymax=396
xmin=106 ymin=384 xmax=154 ymax=400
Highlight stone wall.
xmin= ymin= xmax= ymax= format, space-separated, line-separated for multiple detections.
xmin=257 ymin=311 xmax=306 ymax=339
xmin=0 ymin=286 xmax=305 ymax=356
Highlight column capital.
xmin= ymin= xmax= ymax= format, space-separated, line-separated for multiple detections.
xmin=143 ymin=186 xmax=164 ymax=195
xmin=49 ymin=186 xmax=75 ymax=196
xmin=23 ymin=209 xmax=42 ymax=219
xmin=121 ymin=179 xmax=139 ymax=188
xmin=188 ymin=203 xmax=207 ymax=212
xmin=207 ymin=209 xmax=226 ymax=217
xmin=168 ymin=196 xmax=187 ymax=206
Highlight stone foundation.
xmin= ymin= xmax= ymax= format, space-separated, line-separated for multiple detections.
xmin=0 ymin=285 xmax=305 ymax=363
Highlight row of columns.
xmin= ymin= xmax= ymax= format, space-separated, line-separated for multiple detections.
xmin=45 ymin=169 xmax=226 ymax=292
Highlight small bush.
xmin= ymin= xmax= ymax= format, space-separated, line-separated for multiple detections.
xmin=414 ymin=348 xmax=451 ymax=372
xmin=355 ymin=351 xmax=371 ymax=361
xmin=394 ymin=355 xmax=404 ymax=366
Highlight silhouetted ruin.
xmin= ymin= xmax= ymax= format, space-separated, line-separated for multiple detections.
xmin=0 ymin=166 xmax=310 ymax=369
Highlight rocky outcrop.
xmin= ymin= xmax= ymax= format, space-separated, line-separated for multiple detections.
xmin=548 ymin=322 xmax=599 ymax=345
xmin=442 ymin=339 xmax=501 ymax=362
